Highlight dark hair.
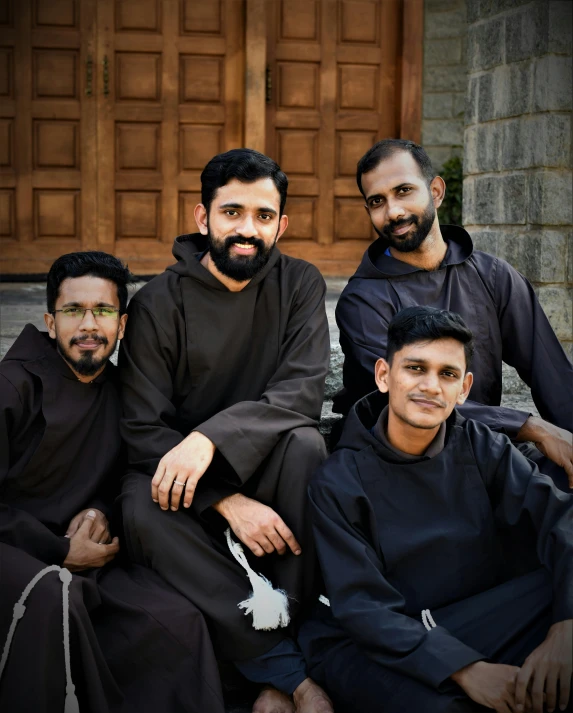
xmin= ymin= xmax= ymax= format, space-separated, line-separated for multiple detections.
xmin=387 ymin=306 xmax=474 ymax=369
xmin=46 ymin=251 xmax=134 ymax=314
xmin=356 ymin=139 xmax=436 ymax=197
xmin=201 ymin=148 xmax=288 ymax=215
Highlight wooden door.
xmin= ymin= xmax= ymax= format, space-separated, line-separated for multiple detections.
xmin=95 ymin=0 xmax=244 ymax=274
xmin=0 ymin=0 xmax=98 ymax=274
xmin=264 ymin=0 xmax=411 ymax=275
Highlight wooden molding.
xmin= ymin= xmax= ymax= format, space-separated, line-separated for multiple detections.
xmin=244 ymin=0 xmax=267 ymax=152
xmin=401 ymin=0 xmax=424 ymax=143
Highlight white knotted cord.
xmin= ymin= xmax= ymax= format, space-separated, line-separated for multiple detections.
xmin=0 ymin=565 xmax=79 ymax=713
xmin=224 ymin=528 xmax=290 ymax=631
xmin=318 ymin=594 xmax=331 ymax=607
xmin=421 ymin=609 xmax=437 ymax=632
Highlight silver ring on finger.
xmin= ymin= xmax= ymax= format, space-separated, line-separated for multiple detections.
xmin=174 ymin=480 xmax=186 ymax=487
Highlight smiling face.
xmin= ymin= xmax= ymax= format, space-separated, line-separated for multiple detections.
xmin=194 ymin=177 xmax=288 ymax=284
xmin=44 ymin=275 xmax=127 ymax=382
xmin=361 ymin=151 xmax=445 ymax=252
xmin=375 ymin=337 xmax=473 ymax=431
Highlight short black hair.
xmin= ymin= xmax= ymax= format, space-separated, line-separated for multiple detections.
xmin=46 ymin=251 xmax=134 ymax=314
xmin=356 ymin=139 xmax=436 ymax=197
xmin=201 ymin=148 xmax=288 ymax=215
xmin=387 ymin=306 xmax=474 ymax=370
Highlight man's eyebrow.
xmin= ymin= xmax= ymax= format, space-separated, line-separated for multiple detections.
xmin=402 ymin=357 xmax=462 ymax=371
xmin=257 ymin=206 xmax=277 ymax=215
xmin=60 ymin=301 xmax=117 ymax=308
xmin=219 ymin=202 xmax=244 ymax=210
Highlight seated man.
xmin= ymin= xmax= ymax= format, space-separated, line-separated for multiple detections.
xmin=300 ymin=306 xmax=572 ymax=713
xmin=334 ymin=139 xmax=572 ymax=491
xmin=119 ymin=149 xmax=333 ymax=713
xmin=0 ymin=252 xmax=224 ymax=713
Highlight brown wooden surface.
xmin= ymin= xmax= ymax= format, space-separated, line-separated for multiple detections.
xmin=1 ymin=0 xmax=424 ymax=276
xmin=0 ymin=0 xmax=98 ymax=273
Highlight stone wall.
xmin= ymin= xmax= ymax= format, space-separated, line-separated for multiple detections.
xmin=422 ymin=0 xmax=468 ymax=170
xmin=463 ymin=0 xmax=573 ymax=358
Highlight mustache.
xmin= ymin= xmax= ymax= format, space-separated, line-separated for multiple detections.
xmin=224 ymin=235 xmax=265 ymax=250
xmin=69 ymin=335 xmax=109 ymax=347
xmin=382 ymin=215 xmax=419 ymax=236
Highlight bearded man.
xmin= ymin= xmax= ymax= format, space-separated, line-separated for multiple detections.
xmin=119 ymin=149 xmax=333 ymax=713
xmin=333 ymin=139 xmax=573 ymax=494
xmin=0 ymin=252 xmax=224 ymax=713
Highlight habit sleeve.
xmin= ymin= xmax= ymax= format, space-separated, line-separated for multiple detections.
xmin=0 ymin=374 xmax=70 ymax=565
xmin=493 ymin=262 xmax=573 ymax=431
xmin=196 ymin=267 xmax=329 ymax=482
xmin=309 ymin=453 xmax=484 ymax=690
xmin=473 ymin=423 xmax=573 ymax=622
xmin=335 ymin=288 xmax=530 ymax=437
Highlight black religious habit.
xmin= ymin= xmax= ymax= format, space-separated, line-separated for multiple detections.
xmin=299 ymin=391 xmax=573 ymax=713
xmin=0 ymin=325 xmax=224 ymax=713
xmin=334 ymin=225 xmax=573 ymax=436
xmin=119 ymin=233 xmax=330 ymax=660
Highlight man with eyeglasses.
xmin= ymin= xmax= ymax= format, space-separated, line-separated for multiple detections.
xmin=0 ymin=252 xmax=224 ymax=713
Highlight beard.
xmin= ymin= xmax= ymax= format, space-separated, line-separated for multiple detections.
xmin=57 ymin=333 xmax=114 ymax=376
xmin=207 ymin=230 xmax=277 ymax=282
xmin=375 ymin=196 xmax=436 ymax=253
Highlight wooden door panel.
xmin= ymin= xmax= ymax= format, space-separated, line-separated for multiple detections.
xmin=97 ymin=0 xmax=244 ymax=274
xmin=265 ymin=0 xmax=404 ymax=274
xmin=0 ymin=0 xmax=98 ymax=273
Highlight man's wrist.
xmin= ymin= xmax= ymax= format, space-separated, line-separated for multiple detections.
xmin=516 ymin=415 xmax=546 ymax=444
xmin=451 ymin=661 xmax=483 ymax=687
xmin=212 ymin=492 xmax=241 ymax=517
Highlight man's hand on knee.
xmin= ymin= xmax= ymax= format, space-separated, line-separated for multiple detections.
xmin=514 ymin=619 xmax=572 ymax=713
xmin=63 ymin=510 xmax=120 ymax=571
xmin=517 ymin=417 xmax=573 ymax=488
xmin=213 ymin=493 xmax=301 ymax=558
xmin=151 ymin=431 xmax=216 ymax=511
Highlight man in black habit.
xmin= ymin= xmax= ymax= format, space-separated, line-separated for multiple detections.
xmin=334 ymin=139 xmax=573 ymax=492
xmin=300 ymin=306 xmax=573 ymax=713
xmin=119 ymin=149 xmax=333 ymax=713
xmin=0 ymin=252 xmax=224 ymax=713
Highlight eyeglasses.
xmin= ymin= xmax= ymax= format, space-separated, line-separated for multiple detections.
xmin=52 ymin=307 xmax=120 ymax=320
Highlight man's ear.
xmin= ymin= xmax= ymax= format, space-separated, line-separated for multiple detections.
xmin=117 ymin=313 xmax=128 ymax=341
xmin=374 ymin=358 xmax=390 ymax=394
xmin=44 ymin=312 xmax=56 ymax=340
xmin=456 ymin=371 xmax=474 ymax=405
xmin=194 ymin=203 xmax=209 ymax=235
xmin=430 ymin=176 xmax=446 ymax=210
xmin=276 ymin=214 xmax=288 ymax=243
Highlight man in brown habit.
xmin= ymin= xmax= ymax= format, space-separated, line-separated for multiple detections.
xmin=119 ymin=149 xmax=334 ymax=713
xmin=0 ymin=252 xmax=224 ymax=713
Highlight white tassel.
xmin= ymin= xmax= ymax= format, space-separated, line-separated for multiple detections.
xmin=225 ymin=528 xmax=290 ymax=631
xmin=421 ymin=609 xmax=437 ymax=632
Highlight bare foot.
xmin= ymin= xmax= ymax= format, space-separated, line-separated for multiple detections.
xmin=293 ymin=678 xmax=334 ymax=713
xmin=252 ymin=686 xmax=295 ymax=713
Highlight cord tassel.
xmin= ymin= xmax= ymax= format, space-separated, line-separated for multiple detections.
xmin=225 ymin=528 xmax=290 ymax=631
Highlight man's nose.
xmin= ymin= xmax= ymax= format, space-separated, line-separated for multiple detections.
xmin=235 ymin=214 xmax=257 ymax=236
xmin=79 ymin=309 xmax=98 ymax=330
xmin=387 ymin=200 xmax=406 ymax=222
xmin=419 ymin=373 xmax=441 ymax=393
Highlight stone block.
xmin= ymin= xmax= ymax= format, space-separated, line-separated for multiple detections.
xmin=468 ymin=0 xmax=534 ymax=23
xmin=324 ymin=345 xmax=344 ymax=400
xmin=453 ymin=92 xmax=466 ymax=118
xmin=426 ymin=37 xmax=464 ymax=66
xmin=423 ymin=119 xmax=465 ymax=146
xmin=424 ymin=63 xmax=468 ymax=92
xmin=468 ymin=228 xmax=500 ymax=255
xmin=501 ymin=362 xmax=530 ymax=396
xmin=423 ymin=92 xmax=453 ymax=119
xmin=428 ymin=145 xmax=462 ymax=171
xmin=465 ymin=75 xmax=479 ymax=125
xmin=533 ymin=56 xmax=573 ymax=112
xmin=562 ymin=341 xmax=573 ymax=363
xmin=568 ymin=231 xmax=573 ymax=285
xmin=426 ymin=0 xmax=465 ymax=12
xmin=498 ymin=229 xmax=568 ymax=283
xmin=505 ymin=2 xmax=549 ymax=64
xmin=537 ymin=286 xmax=573 ymax=341
xmin=463 ymin=173 xmax=527 ymax=225
xmin=548 ymin=0 xmax=573 ymax=54
xmin=530 ymin=114 xmax=571 ymax=169
xmin=468 ymin=18 xmax=504 ymax=71
xmin=478 ymin=62 xmax=532 ymax=121
xmin=528 ymin=171 xmax=573 ymax=226
xmin=425 ymin=6 xmax=467 ymax=38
